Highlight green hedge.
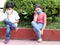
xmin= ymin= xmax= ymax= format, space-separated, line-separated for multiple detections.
xmin=4 ymin=0 xmax=60 ymax=22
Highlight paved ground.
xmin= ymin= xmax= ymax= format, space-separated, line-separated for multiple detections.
xmin=0 ymin=39 xmax=60 ymax=45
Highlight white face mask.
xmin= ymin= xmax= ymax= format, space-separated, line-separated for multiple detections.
xmin=6 ymin=10 xmax=13 ymax=15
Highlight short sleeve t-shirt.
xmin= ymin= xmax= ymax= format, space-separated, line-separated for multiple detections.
xmin=34 ymin=12 xmax=46 ymax=23
xmin=0 ymin=12 xmax=6 ymax=21
xmin=5 ymin=10 xmax=20 ymax=26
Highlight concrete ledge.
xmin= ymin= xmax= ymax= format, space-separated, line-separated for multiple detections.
xmin=0 ymin=28 xmax=60 ymax=40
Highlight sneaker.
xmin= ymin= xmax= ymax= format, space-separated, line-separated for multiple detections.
xmin=11 ymin=27 xmax=19 ymax=32
xmin=4 ymin=40 xmax=9 ymax=44
xmin=37 ymin=38 xmax=42 ymax=43
xmin=11 ymin=27 xmax=16 ymax=30
xmin=4 ymin=37 xmax=10 ymax=44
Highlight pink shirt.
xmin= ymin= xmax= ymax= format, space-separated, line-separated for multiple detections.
xmin=34 ymin=12 xmax=46 ymax=23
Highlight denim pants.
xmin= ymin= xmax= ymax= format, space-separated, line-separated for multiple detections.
xmin=31 ymin=21 xmax=44 ymax=39
xmin=4 ymin=18 xmax=16 ymax=37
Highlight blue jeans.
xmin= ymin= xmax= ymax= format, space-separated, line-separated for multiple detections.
xmin=31 ymin=21 xmax=44 ymax=39
xmin=4 ymin=18 xmax=16 ymax=37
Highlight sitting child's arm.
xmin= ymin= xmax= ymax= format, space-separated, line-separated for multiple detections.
xmin=13 ymin=19 xmax=19 ymax=24
xmin=0 ymin=12 xmax=6 ymax=21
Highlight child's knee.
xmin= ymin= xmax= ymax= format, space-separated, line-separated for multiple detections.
xmin=4 ymin=18 xmax=9 ymax=22
xmin=31 ymin=21 xmax=35 ymax=24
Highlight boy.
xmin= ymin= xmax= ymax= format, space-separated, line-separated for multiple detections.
xmin=4 ymin=1 xmax=20 ymax=44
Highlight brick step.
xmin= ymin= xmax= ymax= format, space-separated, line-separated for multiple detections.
xmin=0 ymin=28 xmax=60 ymax=40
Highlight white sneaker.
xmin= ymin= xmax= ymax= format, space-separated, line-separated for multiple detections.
xmin=37 ymin=38 xmax=42 ymax=43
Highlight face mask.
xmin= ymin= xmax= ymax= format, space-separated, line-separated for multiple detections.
xmin=6 ymin=10 xmax=13 ymax=15
xmin=36 ymin=9 xmax=42 ymax=14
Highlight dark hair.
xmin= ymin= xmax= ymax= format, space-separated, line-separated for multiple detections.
xmin=6 ymin=1 xmax=14 ymax=8
xmin=34 ymin=4 xmax=43 ymax=10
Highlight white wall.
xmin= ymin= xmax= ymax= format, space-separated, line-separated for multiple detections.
xmin=0 ymin=0 xmax=7 ymax=12
xmin=0 ymin=0 xmax=7 ymax=8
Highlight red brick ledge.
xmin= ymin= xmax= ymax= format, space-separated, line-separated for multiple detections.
xmin=0 ymin=27 xmax=60 ymax=41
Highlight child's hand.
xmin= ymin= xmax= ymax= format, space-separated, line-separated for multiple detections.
xmin=40 ymin=30 xmax=44 ymax=35
xmin=6 ymin=10 xmax=12 ymax=15
xmin=7 ymin=14 xmax=10 ymax=19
